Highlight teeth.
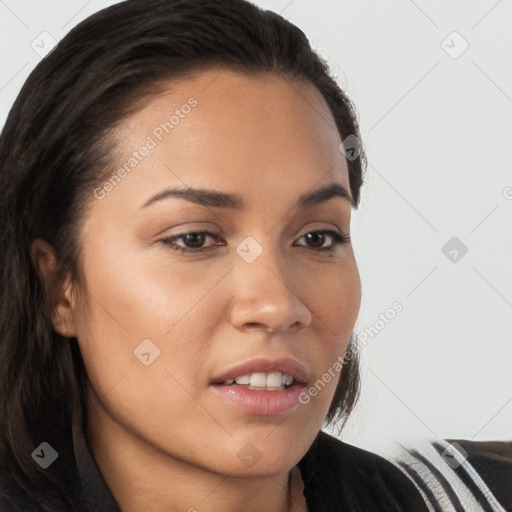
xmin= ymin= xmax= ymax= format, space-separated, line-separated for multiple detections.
xmin=224 ymin=372 xmax=294 ymax=388
xmin=249 ymin=372 xmax=267 ymax=387
xmin=266 ymin=372 xmax=282 ymax=388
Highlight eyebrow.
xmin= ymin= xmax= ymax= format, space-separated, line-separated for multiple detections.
xmin=141 ymin=182 xmax=354 ymax=211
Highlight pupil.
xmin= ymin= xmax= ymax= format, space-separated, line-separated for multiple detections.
xmin=185 ymin=233 xmax=204 ymax=248
xmin=307 ymin=232 xmax=324 ymax=248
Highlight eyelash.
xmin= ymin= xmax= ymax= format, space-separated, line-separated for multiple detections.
xmin=161 ymin=229 xmax=350 ymax=254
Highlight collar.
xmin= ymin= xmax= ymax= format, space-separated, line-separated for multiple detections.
xmin=72 ymin=416 xmax=121 ymax=511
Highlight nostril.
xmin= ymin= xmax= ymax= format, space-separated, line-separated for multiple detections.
xmin=243 ymin=322 xmax=267 ymax=330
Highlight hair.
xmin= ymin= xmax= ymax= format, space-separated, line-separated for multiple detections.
xmin=0 ymin=0 xmax=366 ymax=508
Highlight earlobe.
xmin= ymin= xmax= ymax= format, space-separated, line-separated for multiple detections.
xmin=52 ymin=274 xmax=78 ymax=337
xmin=30 ymin=238 xmax=78 ymax=338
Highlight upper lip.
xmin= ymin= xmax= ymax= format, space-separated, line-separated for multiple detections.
xmin=211 ymin=356 xmax=308 ymax=385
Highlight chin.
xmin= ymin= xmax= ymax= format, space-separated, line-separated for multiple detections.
xmin=208 ymin=432 xmax=311 ymax=478
xmin=219 ymin=455 xmax=299 ymax=479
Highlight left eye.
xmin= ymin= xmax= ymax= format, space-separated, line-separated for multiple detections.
xmin=294 ymin=230 xmax=350 ymax=252
xmin=161 ymin=229 xmax=350 ymax=254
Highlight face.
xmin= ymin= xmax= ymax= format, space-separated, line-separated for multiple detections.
xmin=71 ymin=69 xmax=361 ymax=477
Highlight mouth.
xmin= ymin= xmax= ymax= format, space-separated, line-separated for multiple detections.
xmin=210 ymin=356 xmax=308 ymax=388
xmin=212 ymin=371 xmax=297 ymax=391
xmin=210 ymin=357 xmax=309 ymax=415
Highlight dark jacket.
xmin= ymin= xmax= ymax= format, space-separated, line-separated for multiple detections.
xmin=0 ymin=424 xmax=508 ymax=511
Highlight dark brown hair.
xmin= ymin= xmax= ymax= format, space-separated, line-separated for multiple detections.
xmin=0 ymin=0 xmax=366 ymax=508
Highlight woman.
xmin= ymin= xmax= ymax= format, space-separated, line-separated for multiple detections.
xmin=0 ymin=1 xmax=508 ymax=510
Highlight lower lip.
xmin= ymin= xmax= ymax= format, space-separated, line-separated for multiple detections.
xmin=210 ymin=382 xmax=306 ymax=415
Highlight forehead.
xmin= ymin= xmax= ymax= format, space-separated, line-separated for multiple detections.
xmin=98 ymin=69 xmax=350 ymax=211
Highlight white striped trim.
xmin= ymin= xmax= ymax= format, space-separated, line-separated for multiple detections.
xmin=387 ymin=439 xmax=506 ymax=512
xmin=433 ymin=439 xmax=506 ymax=512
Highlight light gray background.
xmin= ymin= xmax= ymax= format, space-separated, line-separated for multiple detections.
xmin=1 ymin=0 xmax=511 ymax=454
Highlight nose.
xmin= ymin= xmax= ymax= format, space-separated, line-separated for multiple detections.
xmin=229 ymin=242 xmax=312 ymax=334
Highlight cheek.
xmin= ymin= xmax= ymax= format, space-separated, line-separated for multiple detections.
xmin=298 ymin=259 xmax=360 ymax=405
xmin=72 ymin=241 xmax=227 ymax=415
xmin=311 ymin=259 xmax=361 ymax=337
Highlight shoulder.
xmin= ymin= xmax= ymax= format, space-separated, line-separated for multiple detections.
xmin=298 ymin=430 xmax=429 ymax=511
xmin=446 ymin=438 xmax=512 ymax=511
xmin=391 ymin=437 xmax=511 ymax=511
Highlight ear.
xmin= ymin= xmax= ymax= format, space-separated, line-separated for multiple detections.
xmin=30 ymin=238 xmax=78 ymax=337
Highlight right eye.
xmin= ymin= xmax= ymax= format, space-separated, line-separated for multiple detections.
xmin=161 ymin=231 xmax=226 ymax=254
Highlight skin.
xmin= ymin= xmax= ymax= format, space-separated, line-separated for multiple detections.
xmin=32 ymin=69 xmax=361 ymax=512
